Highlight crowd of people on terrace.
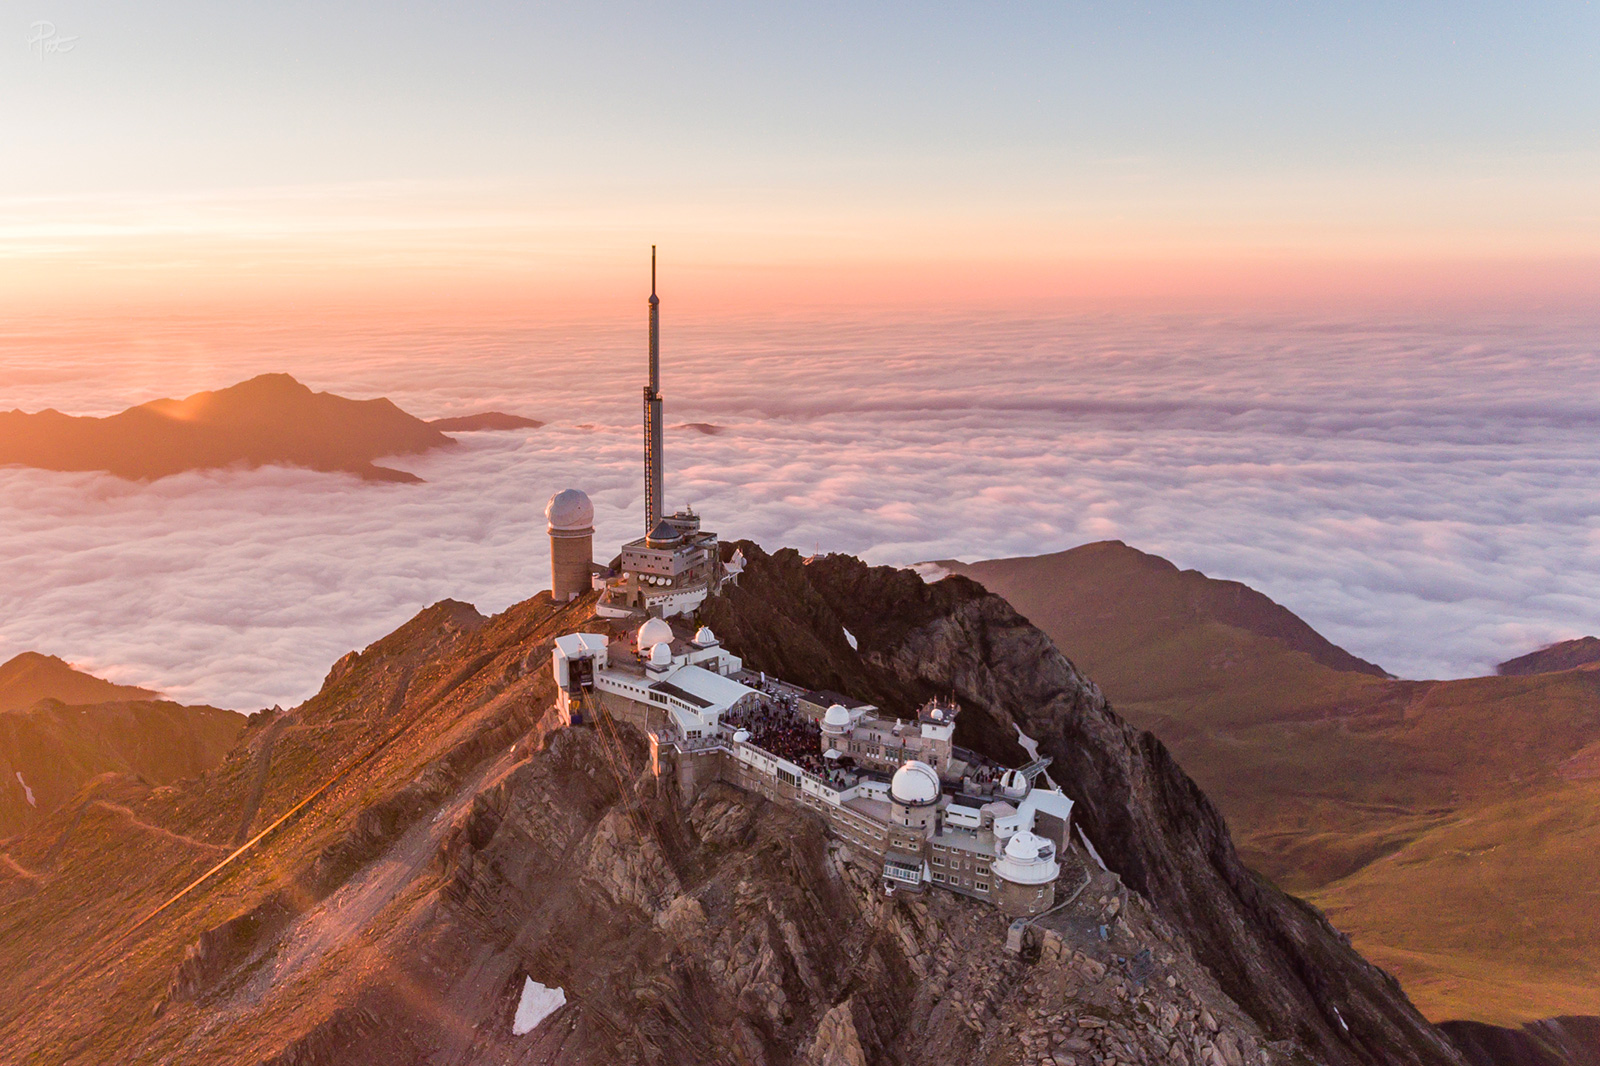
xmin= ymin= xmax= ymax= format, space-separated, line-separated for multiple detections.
xmin=722 ymin=699 xmax=821 ymax=763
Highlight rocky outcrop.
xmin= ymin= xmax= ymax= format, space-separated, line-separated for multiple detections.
xmin=0 ymin=547 xmax=1483 ymax=1065
xmin=703 ymin=543 xmax=1464 ymax=1066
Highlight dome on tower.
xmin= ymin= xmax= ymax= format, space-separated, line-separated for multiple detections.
xmin=999 ymin=768 xmax=1029 ymax=799
xmin=992 ymin=830 xmax=1059 ymax=886
xmin=821 ymin=704 xmax=852 ymax=733
xmin=693 ymin=626 xmax=718 ymax=647
xmin=646 ymin=519 xmax=682 ymax=547
xmin=649 ymin=641 xmax=673 ymax=667
xmin=545 ymin=489 xmax=595 ymax=532
xmin=890 ymin=760 xmax=941 ymax=806
xmin=636 ymin=617 xmax=673 ymax=651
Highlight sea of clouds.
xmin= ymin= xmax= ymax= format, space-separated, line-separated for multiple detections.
xmin=2 ymin=309 xmax=1597 ymax=708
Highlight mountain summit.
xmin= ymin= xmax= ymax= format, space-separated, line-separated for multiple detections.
xmin=0 ymin=374 xmax=535 ymax=483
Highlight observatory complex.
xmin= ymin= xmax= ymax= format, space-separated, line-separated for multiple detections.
xmin=544 ymin=251 xmax=1077 ymax=917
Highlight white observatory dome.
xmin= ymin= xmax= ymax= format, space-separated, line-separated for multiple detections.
xmin=890 ymin=760 xmax=941 ymax=806
xmin=733 ymin=729 xmax=751 ymax=743
xmin=1000 ymin=768 xmax=1029 ymax=799
xmin=693 ymin=626 xmax=717 ymax=647
xmin=821 ymin=703 xmax=852 ymax=733
xmin=649 ymin=641 xmax=673 ymax=667
xmin=545 ymin=488 xmax=595 ymax=532
xmin=637 ymin=617 xmax=673 ymax=651
xmin=992 ymin=829 xmax=1059 ymax=886
xmin=726 ymin=548 xmax=746 ymax=574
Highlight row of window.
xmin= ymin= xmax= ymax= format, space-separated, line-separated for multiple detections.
xmin=930 ymin=871 xmax=989 ymax=892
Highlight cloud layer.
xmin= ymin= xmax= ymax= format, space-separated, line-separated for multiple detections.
xmin=1 ymin=309 xmax=1597 ymax=707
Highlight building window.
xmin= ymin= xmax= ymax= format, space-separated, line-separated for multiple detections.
xmin=975 ymin=882 xmax=988 ymax=892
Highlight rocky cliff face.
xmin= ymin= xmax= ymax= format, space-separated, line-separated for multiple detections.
xmin=702 ymin=545 xmax=1464 ymax=1066
xmin=0 ymin=545 xmax=1472 ymax=1065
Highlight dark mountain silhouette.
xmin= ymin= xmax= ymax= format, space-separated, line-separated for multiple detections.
xmin=0 ymin=374 xmax=459 ymax=482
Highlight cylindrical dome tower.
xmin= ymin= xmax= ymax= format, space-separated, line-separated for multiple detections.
xmin=991 ymin=829 xmax=1060 ymax=916
xmin=546 ymin=489 xmax=595 ymax=602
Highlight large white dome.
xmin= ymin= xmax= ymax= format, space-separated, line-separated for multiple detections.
xmin=890 ymin=760 xmax=941 ymax=806
xmin=545 ymin=488 xmax=595 ymax=532
xmin=637 ymin=617 xmax=673 ymax=651
xmin=821 ymin=703 xmax=852 ymax=732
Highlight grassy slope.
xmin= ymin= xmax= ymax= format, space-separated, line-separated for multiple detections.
xmin=947 ymin=543 xmax=1600 ymax=1025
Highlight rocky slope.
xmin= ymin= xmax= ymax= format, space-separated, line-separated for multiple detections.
xmin=942 ymin=542 xmax=1600 ymax=1026
xmin=0 ymin=547 xmax=1468 ymax=1065
xmin=0 ymin=697 xmax=246 ymax=837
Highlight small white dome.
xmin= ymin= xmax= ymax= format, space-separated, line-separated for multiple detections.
xmin=890 ymin=760 xmax=941 ymax=806
xmin=1000 ymin=769 xmax=1029 ymax=798
xmin=693 ymin=626 xmax=717 ymax=646
xmin=822 ymin=703 xmax=852 ymax=731
xmin=733 ymin=729 xmax=751 ymax=743
xmin=993 ymin=829 xmax=1059 ymax=886
xmin=649 ymin=641 xmax=673 ymax=667
xmin=726 ymin=548 xmax=746 ymax=573
xmin=637 ymin=617 xmax=673 ymax=650
xmin=545 ymin=488 xmax=594 ymax=532
xmin=931 ymin=707 xmax=944 ymax=721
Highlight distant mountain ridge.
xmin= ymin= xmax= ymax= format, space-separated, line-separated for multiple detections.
xmin=0 ymin=653 xmax=157 ymax=713
xmin=0 ymin=373 xmax=540 ymax=483
xmin=942 ymin=540 xmax=1390 ymax=679
xmin=1499 ymin=637 xmax=1600 ymax=677
xmin=0 ymin=653 xmax=243 ymax=837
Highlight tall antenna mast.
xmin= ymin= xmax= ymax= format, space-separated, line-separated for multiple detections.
xmin=643 ymin=246 xmax=664 ymax=533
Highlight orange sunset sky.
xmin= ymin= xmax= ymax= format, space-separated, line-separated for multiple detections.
xmin=4 ymin=3 xmax=1597 ymax=316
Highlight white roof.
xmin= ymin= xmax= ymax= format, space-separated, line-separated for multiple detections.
xmin=656 ymin=664 xmax=756 ymax=712
xmin=553 ymin=632 xmax=608 ymax=657
xmin=891 ymin=760 xmax=941 ymax=805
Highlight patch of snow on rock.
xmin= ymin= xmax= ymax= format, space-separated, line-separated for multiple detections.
xmin=842 ymin=626 xmax=858 ymax=651
xmin=15 ymin=771 xmax=34 ymax=807
xmin=513 ymin=976 xmax=566 ymax=1035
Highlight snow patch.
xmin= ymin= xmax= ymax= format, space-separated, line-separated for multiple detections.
xmin=14 ymin=771 xmax=34 ymax=807
xmin=842 ymin=626 xmax=858 ymax=651
xmin=1077 ymin=824 xmax=1108 ymax=871
xmin=512 ymin=976 xmax=566 ymax=1035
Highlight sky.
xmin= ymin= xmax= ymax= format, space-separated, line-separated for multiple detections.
xmin=4 ymin=2 xmax=1597 ymax=312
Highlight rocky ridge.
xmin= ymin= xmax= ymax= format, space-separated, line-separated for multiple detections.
xmin=0 ymin=545 xmax=1468 ymax=1064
